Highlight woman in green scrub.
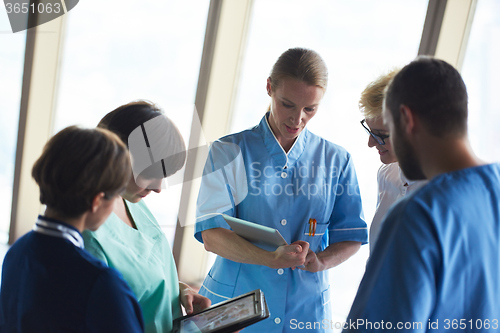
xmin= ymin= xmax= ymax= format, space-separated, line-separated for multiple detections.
xmin=82 ymin=100 xmax=210 ymax=333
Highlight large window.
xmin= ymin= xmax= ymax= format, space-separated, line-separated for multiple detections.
xmin=54 ymin=0 xmax=210 ymax=246
xmin=0 ymin=10 xmax=26 ymax=243
xmin=230 ymin=0 xmax=429 ymax=323
xmin=461 ymin=0 xmax=500 ymax=163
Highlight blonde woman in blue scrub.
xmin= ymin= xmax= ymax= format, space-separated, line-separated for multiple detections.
xmin=83 ymin=101 xmax=210 ymax=333
xmin=195 ymin=48 xmax=368 ymax=333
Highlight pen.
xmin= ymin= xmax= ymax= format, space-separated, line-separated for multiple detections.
xmin=308 ymin=218 xmax=317 ymax=236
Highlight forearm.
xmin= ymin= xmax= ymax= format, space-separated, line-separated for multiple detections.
xmin=202 ymin=228 xmax=276 ymax=267
xmin=201 ymin=228 xmax=308 ymax=269
xmin=316 ymin=241 xmax=361 ymax=271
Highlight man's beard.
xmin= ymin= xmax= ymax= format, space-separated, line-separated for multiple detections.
xmin=394 ymin=127 xmax=427 ymax=181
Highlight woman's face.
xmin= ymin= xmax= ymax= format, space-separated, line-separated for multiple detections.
xmin=122 ymin=174 xmax=162 ymax=203
xmin=267 ymin=78 xmax=324 ymax=151
xmin=365 ymin=117 xmax=397 ymax=164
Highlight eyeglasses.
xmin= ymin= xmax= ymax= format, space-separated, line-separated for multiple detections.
xmin=360 ymin=119 xmax=389 ymax=145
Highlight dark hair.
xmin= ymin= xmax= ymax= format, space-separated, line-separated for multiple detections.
xmin=98 ymin=100 xmax=163 ymax=145
xmin=98 ymin=100 xmax=187 ymax=180
xmin=385 ymin=56 xmax=468 ymax=138
xmin=32 ymin=126 xmax=130 ymax=218
xmin=269 ymin=48 xmax=328 ymax=92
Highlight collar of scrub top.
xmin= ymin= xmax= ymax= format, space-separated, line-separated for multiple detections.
xmin=260 ymin=112 xmax=308 ymax=170
xmin=33 ymin=215 xmax=84 ymax=249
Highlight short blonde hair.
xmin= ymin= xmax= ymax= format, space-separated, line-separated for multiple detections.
xmin=359 ymin=69 xmax=399 ymax=119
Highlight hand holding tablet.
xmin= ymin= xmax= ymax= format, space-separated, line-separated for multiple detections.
xmin=197 ymin=213 xmax=308 ymax=267
xmin=172 ymin=289 xmax=269 ymax=333
xmin=222 ymin=214 xmax=308 ymax=268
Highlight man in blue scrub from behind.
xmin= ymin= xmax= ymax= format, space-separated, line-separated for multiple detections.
xmin=344 ymin=57 xmax=500 ymax=332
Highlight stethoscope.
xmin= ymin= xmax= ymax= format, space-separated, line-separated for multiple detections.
xmin=33 ymin=217 xmax=84 ymax=249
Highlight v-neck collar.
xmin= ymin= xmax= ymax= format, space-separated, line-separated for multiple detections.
xmin=258 ymin=112 xmax=308 ymax=168
xmin=98 ymin=200 xmax=157 ymax=256
xmin=123 ymin=199 xmax=138 ymax=230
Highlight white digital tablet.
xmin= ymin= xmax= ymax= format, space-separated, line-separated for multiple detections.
xmin=172 ymin=289 xmax=270 ymax=333
xmin=222 ymin=214 xmax=287 ymax=251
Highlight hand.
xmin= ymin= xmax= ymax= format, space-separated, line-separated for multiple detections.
xmin=299 ymin=241 xmax=361 ymax=272
xmin=298 ymin=249 xmax=325 ymax=273
xmin=269 ymin=241 xmax=309 ymax=269
xmin=179 ymin=282 xmax=211 ymax=315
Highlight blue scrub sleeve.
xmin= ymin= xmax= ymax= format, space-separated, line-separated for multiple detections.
xmin=86 ymin=268 xmax=144 ymax=332
xmin=328 ymin=155 xmax=368 ymax=245
xmin=194 ymin=214 xmax=233 ymax=243
xmin=195 ymin=141 xmax=241 ymax=243
xmin=345 ymin=199 xmax=437 ymax=332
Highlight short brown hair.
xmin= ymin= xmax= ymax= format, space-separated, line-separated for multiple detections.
xmin=269 ymin=48 xmax=328 ymax=92
xmin=359 ymin=68 xmax=399 ymax=119
xmin=385 ymin=57 xmax=468 ymax=138
xmin=32 ymin=126 xmax=130 ymax=218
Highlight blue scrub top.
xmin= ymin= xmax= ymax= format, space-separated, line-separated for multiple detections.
xmin=195 ymin=114 xmax=368 ymax=333
xmin=345 ymin=164 xmax=500 ymax=332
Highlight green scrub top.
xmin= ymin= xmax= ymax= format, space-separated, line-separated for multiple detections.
xmin=83 ymin=199 xmax=182 ymax=333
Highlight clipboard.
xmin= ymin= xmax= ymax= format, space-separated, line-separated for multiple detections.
xmin=222 ymin=214 xmax=287 ymax=251
xmin=172 ymin=289 xmax=269 ymax=333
